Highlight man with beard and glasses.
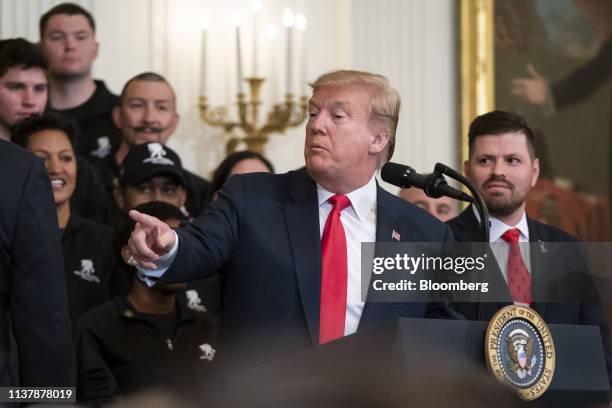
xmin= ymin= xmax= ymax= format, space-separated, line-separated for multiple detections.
xmin=94 ymin=72 xmax=211 ymax=225
xmin=447 ymin=110 xmax=612 ymax=395
xmin=40 ymin=2 xmax=122 ymax=162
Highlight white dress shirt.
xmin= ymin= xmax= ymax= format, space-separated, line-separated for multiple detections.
xmin=317 ymin=175 xmax=377 ymax=336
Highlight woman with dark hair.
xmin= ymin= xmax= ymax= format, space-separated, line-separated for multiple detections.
xmin=205 ymin=150 xmax=274 ymax=206
xmin=11 ymin=113 xmax=114 ymax=317
xmin=11 ymin=113 xmax=117 ymax=404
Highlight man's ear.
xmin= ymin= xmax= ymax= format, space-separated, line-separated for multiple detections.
xmin=530 ymin=158 xmax=540 ymax=188
xmin=368 ymin=126 xmax=390 ymax=155
xmin=120 ymin=245 xmax=131 ymax=264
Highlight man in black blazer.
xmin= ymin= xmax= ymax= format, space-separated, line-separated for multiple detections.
xmin=0 ymin=139 xmax=73 ymax=386
xmin=127 ymin=70 xmax=456 ymax=371
xmin=448 ymin=110 xmax=612 ymax=392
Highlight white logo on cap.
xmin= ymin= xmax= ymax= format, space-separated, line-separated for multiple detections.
xmin=143 ymin=142 xmax=174 ymax=166
xmin=91 ymin=136 xmax=112 ymax=159
xmin=74 ymin=259 xmax=100 ymax=283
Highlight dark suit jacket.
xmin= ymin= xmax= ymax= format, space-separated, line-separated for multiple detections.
xmin=448 ymin=207 xmax=612 ymax=390
xmin=0 ymin=140 xmax=73 ymax=386
xmin=158 ymin=169 xmax=456 ymax=370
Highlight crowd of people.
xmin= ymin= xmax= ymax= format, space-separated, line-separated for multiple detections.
xmin=0 ymin=2 xmax=610 ymax=406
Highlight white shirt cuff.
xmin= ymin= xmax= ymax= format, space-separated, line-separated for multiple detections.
xmin=136 ymin=230 xmax=179 ymax=287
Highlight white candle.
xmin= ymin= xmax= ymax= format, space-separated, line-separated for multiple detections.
xmin=235 ymin=22 xmax=244 ymax=93
xmin=282 ymin=8 xmax=294 ymax=95
xmin=296 ymin=14 xmax=307 ymax=96
xmin=252 ymin=19 xmax=258 ymax=76
xmin=199 ymin=26 xmax=208 ymax=96
xmin=266 ymin=23 xmax=279 ymax=101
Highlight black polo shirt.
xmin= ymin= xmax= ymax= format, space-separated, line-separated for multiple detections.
xmin=62 ymin=214 xmax=114 ymax=317
xmin=80 ymin=295 xmax=219 ymax=397
xmin=49 ymin=80 xmax=122 ymax=163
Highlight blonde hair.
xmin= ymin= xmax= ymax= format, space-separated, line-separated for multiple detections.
xmin=310 ymin=70 xmax=401 ymax=161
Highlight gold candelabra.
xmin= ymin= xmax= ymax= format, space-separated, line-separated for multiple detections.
xmin=199 ymin=77 xmax=308 ymax=154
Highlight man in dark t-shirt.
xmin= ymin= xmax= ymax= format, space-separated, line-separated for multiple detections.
xmin=0 ymin=37 xmax=109 ymax=224
xmin=39 ymin=3 xmax=121 ymax=162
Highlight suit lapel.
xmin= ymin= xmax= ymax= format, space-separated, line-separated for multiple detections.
xmin=452 ymin=207 xmax=484 ymax=242
xmin=284 ymin=172 xmax=322 ymax=346
xmin=527 ymin=218 xmax=549 ymax=318
xmin=359 ymin=186 xmax=396 ymax=329
xmin=452 ymin=208 xmax=513 ymax=319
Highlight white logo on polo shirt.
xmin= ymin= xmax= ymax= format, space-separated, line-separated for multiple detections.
xmin=199 ymin=343 xmax=215 ymax=361
xmin=143 ymin=142 xmax=174 ymax=166
xmin=186 ymin=289 xmax=207 ymax=312
xmin=74 ymin=259 xmax=100 ymax=283
xmin=91 ymin=136 xmax=112 ymax=159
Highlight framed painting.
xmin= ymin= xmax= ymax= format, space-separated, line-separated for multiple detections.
xmin=460 ymin=0 xmax=612 ymax=241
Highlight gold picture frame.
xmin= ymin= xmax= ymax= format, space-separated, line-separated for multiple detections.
xmin=459 ymin=0 xmax=494 ymax=165
xmin=459 ymin=0 xmax=611 ymax=243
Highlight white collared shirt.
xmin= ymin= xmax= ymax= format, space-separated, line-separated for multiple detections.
xmin=317 ymin=175 xmax=377 ymax=336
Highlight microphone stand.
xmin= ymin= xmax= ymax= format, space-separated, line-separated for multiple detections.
xmin=434 ymin=163 xmax=490 ymax=242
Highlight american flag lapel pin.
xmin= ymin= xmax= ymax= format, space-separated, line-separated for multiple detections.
xmin=392 ymin=230 xmax=401 ymax=241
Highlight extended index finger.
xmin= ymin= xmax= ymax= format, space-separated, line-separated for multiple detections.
xmin=129 ymin=209 xmax=163 ymax=227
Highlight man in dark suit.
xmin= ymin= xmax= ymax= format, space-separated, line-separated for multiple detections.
xmin=127 ymin=70 xmax=456 ymax=371
xmin=0 ymin=139 xmax=73 ymax=386
xmin=448 ymin=110 xmax=612 ymax=392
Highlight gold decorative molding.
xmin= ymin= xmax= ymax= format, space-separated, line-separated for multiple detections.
xmin=460 ymin=0 xmax=495 ymax=164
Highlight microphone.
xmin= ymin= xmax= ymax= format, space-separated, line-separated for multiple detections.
xmin=381 ymin=162 xmax=473 ymax=202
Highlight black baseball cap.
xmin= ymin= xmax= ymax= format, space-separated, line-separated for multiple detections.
xmin=119 ymin=142 xmax=187 ymax=187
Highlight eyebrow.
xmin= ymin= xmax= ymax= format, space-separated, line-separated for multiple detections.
xmin=30 ymin=148 xmax=72 ymax=154
xmin=127 ymin=97 xmax=172 ymax=104
xmin=47 ymin=29 xmax=90 ymax=35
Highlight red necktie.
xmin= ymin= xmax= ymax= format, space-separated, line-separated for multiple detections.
xmin=319 ymin=194 xmax=351 ymax=345
xmin=501 ymin=228 xmax=532 ymax=305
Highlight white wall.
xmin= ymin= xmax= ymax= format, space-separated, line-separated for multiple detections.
xmin=0 ymin=0 xmax=457 ymax=182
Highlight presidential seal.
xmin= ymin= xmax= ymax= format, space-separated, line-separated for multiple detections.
xmin=485 ymin=305 xmax=555 ymax=401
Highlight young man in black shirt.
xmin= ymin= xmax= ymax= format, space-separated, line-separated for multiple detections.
xmin=0 ymin=37 xmax=109 ymax=224
xmin=39 ymin=3 xmax=122 ymax=162
xmin=81 ymin=201 xmax=219 ymax=399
